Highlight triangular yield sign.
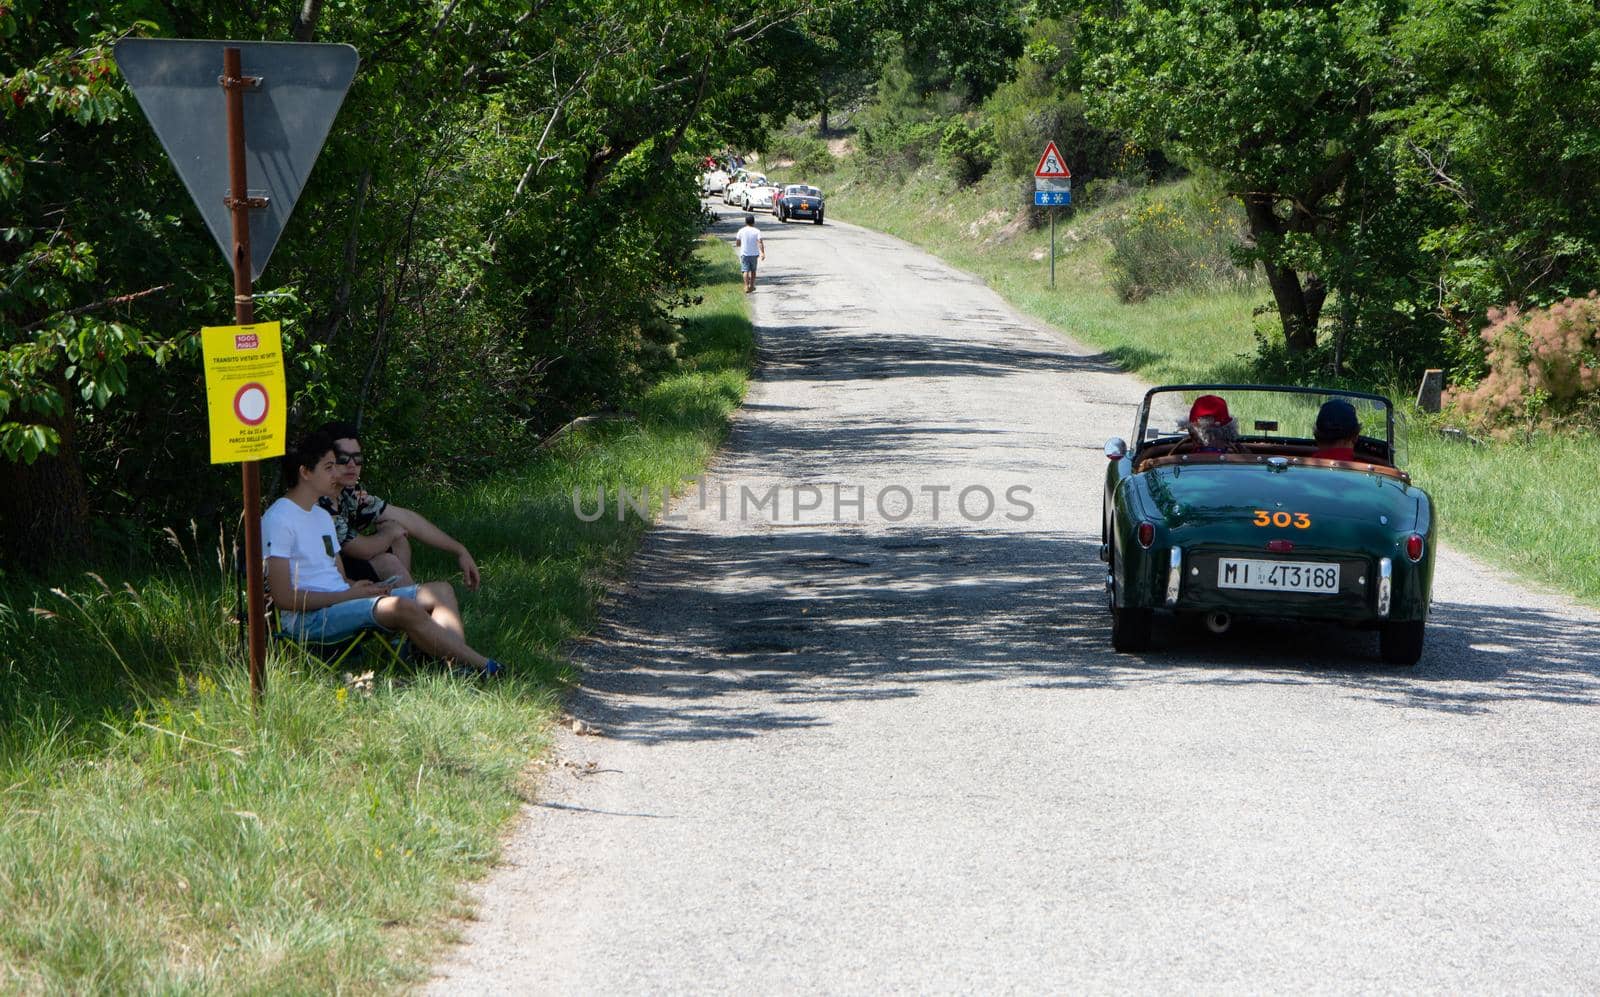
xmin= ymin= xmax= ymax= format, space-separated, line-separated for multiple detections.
xmin=114 ymin=39 xmax=359 ymax=282
xmin=1034 ymin=141 xmax=1072 ymax=179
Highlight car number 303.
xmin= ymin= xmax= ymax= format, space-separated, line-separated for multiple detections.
xmin=1217 ymin=558 xmax=1340 ymax=594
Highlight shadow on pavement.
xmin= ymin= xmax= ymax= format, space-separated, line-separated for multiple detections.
xmin=574 ymin=201 xmax=1600 ymax=745
xmin=568 ymin=524 xmax=1600 ymax=743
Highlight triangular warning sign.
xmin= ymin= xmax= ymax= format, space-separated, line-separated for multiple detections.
xmin=1034 ymin=141 xmax=1072 ymax=179
xmin=114 ymin=39 xmax=359 ymax=282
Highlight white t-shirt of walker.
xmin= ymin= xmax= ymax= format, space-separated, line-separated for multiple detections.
xmin=262 ymin=496 xmax=348 ymax=594
xmin=736 ymin=225 xmax=762 ymax=257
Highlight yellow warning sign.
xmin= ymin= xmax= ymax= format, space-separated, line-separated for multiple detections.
xmin=201 ymin=321 xmax=287 ymax=464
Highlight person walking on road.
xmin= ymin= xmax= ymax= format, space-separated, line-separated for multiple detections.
xmin=734 ymin=213 xmax=765 ymax=293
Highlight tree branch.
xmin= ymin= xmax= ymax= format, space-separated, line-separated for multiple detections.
xmin=20 ymin=285 xmax=172 ymax=334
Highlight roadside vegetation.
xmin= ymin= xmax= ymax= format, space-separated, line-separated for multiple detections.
xmin=814 ymin=167 xmax=1600 ymax=601
xmin=3 ymin=3 xmax=838 ymax=571
xmin=0 ymin=242 xmax=753 ymax=992
xmin=747 ymin=1 xmax=1600 ymax=603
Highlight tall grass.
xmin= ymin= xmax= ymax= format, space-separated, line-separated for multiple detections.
xmin=0 ymin=238 xmax=753 ymax=993
xmin=822 ymin=166 xmax=1600 ymax=607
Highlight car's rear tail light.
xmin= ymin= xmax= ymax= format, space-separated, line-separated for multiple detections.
xmin=1137 ymin=522 xmax=1155 ymax=548
xmin=1406 ymin=534 xmax=1424 ymax=562
xmin=1266 ymin=539 xmax=1294 ymax=553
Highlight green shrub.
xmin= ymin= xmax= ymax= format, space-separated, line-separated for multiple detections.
xmin=766 ymin=132 xmax=833 ymax=177
xmin=939 ymin=119 xmax=996 ymax=187
xmin=1103 ymin=180 xmax=1255 ymax=302
xmin=858 ymin=119 xmax=947 ymax=175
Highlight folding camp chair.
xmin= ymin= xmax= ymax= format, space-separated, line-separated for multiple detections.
xmin=266 ymin=598 xmax=411 ymax=671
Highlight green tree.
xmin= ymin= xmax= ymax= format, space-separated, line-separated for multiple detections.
xmin=885 ymin=0 xmax=1026 ymax=101
xmin=1080 ymin=0 xmax=1406 ymax=354
xmin=1 ymin=0 xmax=854 ymax=573
xmin=1382 ymin=0 xmax=1600 ymax=335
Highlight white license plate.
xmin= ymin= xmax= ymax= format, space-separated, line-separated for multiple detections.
xmin=1217 ymin=558 xmax=1340 ymax=594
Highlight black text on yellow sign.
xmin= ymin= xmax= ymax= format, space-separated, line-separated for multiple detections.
xmin=201 ymin=321 xmax=287 ymax=464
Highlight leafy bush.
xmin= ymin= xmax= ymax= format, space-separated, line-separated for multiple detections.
xmin=1445 ymin=293 xmax=1600 ymax=432
xmin=858 ymin=119 xmax=946 ymax=175
xmin=765 ymin=133 xmax=833 ymax=177
xmin=1103 ymin=180 xmax=1255 ymax=301
xmin=938 ymin=119 xmax=995 ymax=186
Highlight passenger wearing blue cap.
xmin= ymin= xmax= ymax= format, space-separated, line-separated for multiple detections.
xmin=1311 ymin=399 xmax=1361 ymax=461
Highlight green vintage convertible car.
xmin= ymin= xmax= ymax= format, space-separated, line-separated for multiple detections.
xmin=1102 ymin=384 xmax=1436 ymax=664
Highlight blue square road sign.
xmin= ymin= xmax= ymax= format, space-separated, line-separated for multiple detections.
xmin=1034 ymin=191 xmax=1072 ymax=206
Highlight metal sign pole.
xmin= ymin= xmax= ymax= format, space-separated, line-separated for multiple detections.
xmin=223 ymin=47 xmax=267 ymax=701
xmin=1050 ymin=207 xmax=1056 ymax=289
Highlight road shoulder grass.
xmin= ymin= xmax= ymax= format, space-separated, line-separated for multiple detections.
xmin=823 ymin=167 xmax=1600 ymax=605
xmin=0 ymin=237 xmax=753 ymax=993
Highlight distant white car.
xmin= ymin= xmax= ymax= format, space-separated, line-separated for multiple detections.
xmin=743 ymin=178 xmax=782 ymax=212
xmin=702 ymin=169 xmax=729 ymax=195
xmin=725 ymin=170 xmax=763 ymax=206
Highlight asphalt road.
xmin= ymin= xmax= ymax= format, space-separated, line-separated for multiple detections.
xmin=429 ymin=201 xmax=1600 ymax=993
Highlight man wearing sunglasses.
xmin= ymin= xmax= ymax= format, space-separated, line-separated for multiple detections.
xmin=314 ymin=421 xmax=482 ymax=592
xmin=265 ymin=430 xmax=504 ymax=678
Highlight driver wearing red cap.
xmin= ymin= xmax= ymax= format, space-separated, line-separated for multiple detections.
xmin=1183 ymin=394 xmax=1241 ymax=453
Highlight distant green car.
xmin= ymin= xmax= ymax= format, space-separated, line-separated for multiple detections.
xmin=1102 ymin=384 xmax=1436 ymax=664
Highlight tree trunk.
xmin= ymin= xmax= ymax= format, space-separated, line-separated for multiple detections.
xmin=1242 ymin=192 xmax=1320 ymax=354
xmin=819 ymin=102 xmax=829 ymax=135
xmin=0 ymin=378 xmax=91 ymax=573
xmin=291 ymin=0 xmax=324 ymax=42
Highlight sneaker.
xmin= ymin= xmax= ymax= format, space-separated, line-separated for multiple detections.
xmin=482 ymin=659 xmax=505 ymax=679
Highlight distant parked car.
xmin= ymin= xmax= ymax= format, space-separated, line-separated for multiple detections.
xmin=702 ymin=168 xmax=729 ymax=195
xmin=743 ymin=177 xmax=783 ymax=212
xmin=775 ymin=184 xmax=825 ymax=224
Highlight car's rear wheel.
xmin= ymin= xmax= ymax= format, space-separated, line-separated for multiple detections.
xmin=1379 ymin=619 xmax=1425 ymax=665
xmin=1107 ymin=551 xmax=1152 ymax=653
xmin=1111 ymin=603 xmax=1152 ymax=653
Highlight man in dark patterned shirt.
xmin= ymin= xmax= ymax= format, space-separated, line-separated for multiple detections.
xmin=314 ymin=421 xmax=482 ymax=591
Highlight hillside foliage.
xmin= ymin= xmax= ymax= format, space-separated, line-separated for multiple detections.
xmin=795 ymin=0 xmax=1600 ymax=424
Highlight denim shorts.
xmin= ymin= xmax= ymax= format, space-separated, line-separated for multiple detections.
xmin=739 ymin=254 xmax=759 ymax=273
xmin=280 ymin=584 xmax=419 ymax=643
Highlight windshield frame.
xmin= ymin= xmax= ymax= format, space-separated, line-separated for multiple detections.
xmin=1133 ymin=384 xmax=1400 ymax=465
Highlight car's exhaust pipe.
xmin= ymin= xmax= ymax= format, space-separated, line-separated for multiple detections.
xmin=1205 ymin=611 xmax=1232 ymax=635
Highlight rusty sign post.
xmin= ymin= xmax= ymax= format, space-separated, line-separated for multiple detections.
xmin=222 ymin=47 xmax=269 ymax=698
xmin=115 ymin=38 xmax=359 ymax=702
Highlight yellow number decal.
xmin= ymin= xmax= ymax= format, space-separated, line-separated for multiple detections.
xmin=1254 ymin=510 xmax=1313 ymax=528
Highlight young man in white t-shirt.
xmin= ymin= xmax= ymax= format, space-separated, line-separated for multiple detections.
xmin=733 ymin=213 xmax=765 ymax=293
xmin=262 ymin=430 xmax=504 ymax=677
